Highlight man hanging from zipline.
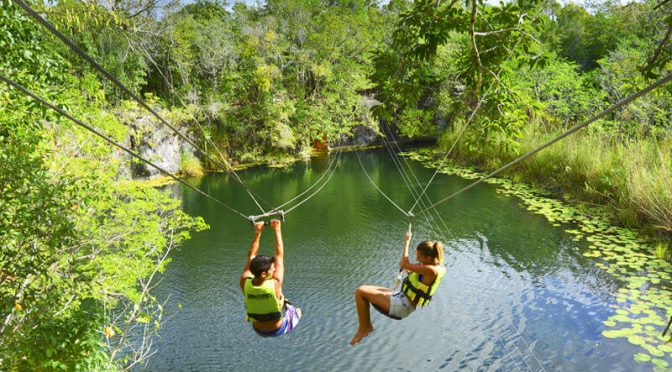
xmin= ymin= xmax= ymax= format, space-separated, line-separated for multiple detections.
xmin=240 ymin=219 xmax=301 ymax=337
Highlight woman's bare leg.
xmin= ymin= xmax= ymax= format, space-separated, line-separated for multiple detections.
xmin=350 ymin=285 xmax=392 ymax=345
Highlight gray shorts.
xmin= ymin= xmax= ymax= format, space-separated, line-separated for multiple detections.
xmin=388 ymin=291 xmax=414 ymax=319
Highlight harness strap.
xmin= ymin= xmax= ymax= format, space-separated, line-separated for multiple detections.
xmin=247 ymin=301 xmax=287 ymax=322
xmin=401 ymin=277 xmax=433 ymax=307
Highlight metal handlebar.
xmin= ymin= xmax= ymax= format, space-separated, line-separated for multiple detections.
xmin=248 ymin=210 xmax=285 ymax=225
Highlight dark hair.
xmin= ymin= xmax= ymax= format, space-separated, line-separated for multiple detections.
xmin=416 ymin=240 xmax=444 ymax=264
xmin=250 ymin=255 xmax=274 ymax=278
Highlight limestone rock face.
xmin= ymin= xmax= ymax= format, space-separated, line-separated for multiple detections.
xmin=132 ymin=117 xmax=180 ymax=178
xmin=330 ymin=95 xmax=384 ymax=148
xmin=332 ymin=124 xmax=382 ymax=148
xmin=116 ymin=106 xmax=199 ymax=179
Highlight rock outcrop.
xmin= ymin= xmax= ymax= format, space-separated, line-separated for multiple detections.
xmin=116 ymin=106 xmax=201 ymax=180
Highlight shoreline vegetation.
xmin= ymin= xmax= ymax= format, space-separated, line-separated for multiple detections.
xmin=437 ymin=122 xmax=672 ymax=261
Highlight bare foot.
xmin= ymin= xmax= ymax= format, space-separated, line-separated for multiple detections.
xmin=349 ymin=326 xmax=374 ymax=346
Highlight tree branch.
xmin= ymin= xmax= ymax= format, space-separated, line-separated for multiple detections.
xmin=470 ymin=0 xmax=484 ymax=94
xmin=644 ymin=22 xmax=672 ymax=74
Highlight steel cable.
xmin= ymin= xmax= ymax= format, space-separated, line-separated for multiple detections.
xmin=379 ymin=121 xmax=453 ymax=239
xmin=283 ymin=154 xmax=342 ymax=215
xmin=377 ymin=125 xmax=446 ymax=239
xmin=274 ymin=151 xmax=342 ymax=211
xmin=354 ymin=150 xmax=409 ymax=217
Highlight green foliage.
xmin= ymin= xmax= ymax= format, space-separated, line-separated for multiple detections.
xmin=180 ymin=151 xmax=205 ymax=177
xmin=1 ymin=2 xmax=207 ymax=369
xmin=393 ymin=0 xmax=468 ymax=61
xmin=511 ymin=56 xmax=605 ymax=127
xmin=596 ymin=39 xmax=672 ymax=138
xmin=371 ymin=0 xmax=546 ymax=142
xmin=544 ymin=3 xmax=613 ymax=70
xmin=148 ymin=0 xmax=392 ymax=160
xmin=1 ymin=86 xmax=207 ymax=370
xmin=44 ymin=0 xmax=150 ymax=100
xmin=540 ymin=1 xmax=671 ymax=73
xmin=397 ymin=108 xmax=436 ymax=138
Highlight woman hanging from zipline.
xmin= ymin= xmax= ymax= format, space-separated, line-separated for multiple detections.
xmin=240 ymin=219 xmax=302 ymax=337
xmin=349 ymin=228 xmax=446 ymax=345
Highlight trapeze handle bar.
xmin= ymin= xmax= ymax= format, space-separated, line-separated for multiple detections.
xmin=248 ymin=210 xmax=285 ymax=225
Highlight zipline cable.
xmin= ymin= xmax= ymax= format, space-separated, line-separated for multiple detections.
xmin=251 ymin=152 xmax=342 ymax=219
xmin=274 ymin=151 xmax=342 ymax=211
xmin=355 ymin=150 xmax=409 ymax=217
xmin=247 ymin=152 xmax=342 ymax=220
xmin=416 ymin=71 xmax=672 ymax=217
xmin=408 ymin=91 xmax=488 ymax=214
xmin=0 ymin=74 xmax=250 ymax=221
xmin=283 ymin=154 xmax=341 ymax=215
xmin=379 ymin=121 xmax=452 ymax=239
xmin=377 ymin=125 xmax=446 ymax=240
xmin=376 ymin=132 xmax=436 ymax=233
xmin=15 ymin=0 xmax=272 ymax=214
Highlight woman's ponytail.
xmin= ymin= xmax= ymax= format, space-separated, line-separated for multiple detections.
xmin=416 ymin=240 xmax=444 ymax=264
xmin=433 ymin=241 xmax=444 ymax=264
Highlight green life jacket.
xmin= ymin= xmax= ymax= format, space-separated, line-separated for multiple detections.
xmin=401 ymin=265 xmax=446 ymax=307
xmin=244 ymin=278 xmax=284 ymax=322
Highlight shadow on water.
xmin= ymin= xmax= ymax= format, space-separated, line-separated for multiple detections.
xmin=145 ymin=149 xmax=648 ymax=371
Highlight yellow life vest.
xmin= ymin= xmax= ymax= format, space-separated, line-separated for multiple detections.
xmin=401 ymin=265 xmax=446 ymax=307
xmin=243 ymin=278 xmax=284 ymax=322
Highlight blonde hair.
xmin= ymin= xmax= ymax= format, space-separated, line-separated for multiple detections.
xmin=416 ymin=240 xmax=444 ymax=264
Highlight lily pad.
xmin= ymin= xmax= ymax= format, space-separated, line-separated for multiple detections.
xmin=657 ymin=344 xmax=672 ymax=353
xmin=633 ymin=353 xmax=651 ymax=363
xmin=627 ymin=335 xmax=647 ymax=346
xmin=633 ymin=316 xmax=662 ymax=325
xmin=612 ymin=314 xmax=634 ymax=323
xmin=642 ymin=343 xmax=666 ymax=357
xmin=603 ymin=328 xmax=636 ymax=338
xmin=652 ymin=359 xmax=669 ymax=368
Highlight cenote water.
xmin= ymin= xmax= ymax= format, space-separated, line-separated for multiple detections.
xmin=146 ymin=149 xmax=671 ymax=371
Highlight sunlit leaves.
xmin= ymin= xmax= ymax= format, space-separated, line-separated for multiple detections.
xmin=1 ymin=3 xmax=207 ymax=369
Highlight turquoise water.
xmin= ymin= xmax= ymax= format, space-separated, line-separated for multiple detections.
xmin=146 ymin=149 xmax=658 ymax=371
